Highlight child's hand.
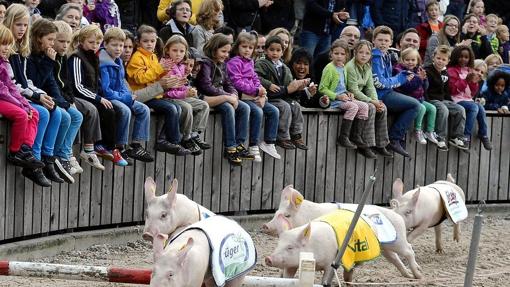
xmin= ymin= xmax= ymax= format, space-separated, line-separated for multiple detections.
xmin=418 ymin=67 xmax=427 ymax=80
xmin=100 ymin=97 xmax=113 ymax=109
xmin=27 ymin=109 xmax=33 ymax=120
xmin=337 ymin=93 xmax=350 ymax=101
xmin=40 ymin=94 xmax=55 ymax=110
xmin=160 ymin=58 xmax=175 ymax=71
xmin=308 ymin=84 xmax=317 ymax=96
xmin=269 ymin=84 xmax=280 ymax=93
xmin=227 ymin=95 xmax=239 ymax=109
xmin=406 ymin=73 xmax=415 ymax=82
xmin=466 ymin=72 xmax=480 ymax=83
xmin=258 ymin=87 xmax=267 ymax=97
xmin=187 ymin=87 xmax=197 ymax=97
xmin=132 ymin=93 xmax=138 ymax=100
xmin=46 ymin=48 xmax=57 ymax=61
xmin=255 ymin=95 xmax=266 ymax=107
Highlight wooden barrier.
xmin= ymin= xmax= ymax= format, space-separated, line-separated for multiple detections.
xmin=0 ymin=110 xmax=508 ymax=243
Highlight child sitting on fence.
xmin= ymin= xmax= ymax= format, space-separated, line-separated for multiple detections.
xmin=483 ymin=70 xmax=510 ymax=113
xmin=0 ymin=25 xmax=43 ymax=170
xmin=161 ymin=35 xmax=211 ymax=155
xmin=227 ymin=32 xmax=280 ymax=162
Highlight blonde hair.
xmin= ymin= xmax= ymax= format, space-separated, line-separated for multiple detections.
xmin=486 ymin=14 xmax=499 ymax=22
xmin=68 ymin=30 xmax=80 ymax=55
xmin=372 ymin=25 xmax=394 ymax=41
xmin=104 ymin=27 xmax=126 ymax=44
xmin=0 ymin=24 xmax=14 ymax=47
xmin=267 ymin=28 xmax=292 ymax=63
xmin=163 ymin=35 xmax=188 ymax=59
xmin=474 ymin=59 xmax=488 ymax=79
xmin=78 ymin=25 xmax=103 ymax=44
xmin=330 ymin=39 xmax=351 ymax=63
xmin=484 ymin=53 xmax=503 ymax=65
xmin=231 ymin=32 xmax=257 ymax=58
xmin=196 ymin=0 xmax=223 ymax=30
xmin=53 ymin=20 xmax=72 ymax=36
xmin=352 ymin=40 xmax=373 ymax=64
xmin=4 ymin=4 xmax=30 ymax=57
xmin=496 ymin=25 xmax=509 ymax=40
xmin=433 ymin=44 xmax=451 ymax=57
xmin=400 ymin=47 xmax=422 ymax=65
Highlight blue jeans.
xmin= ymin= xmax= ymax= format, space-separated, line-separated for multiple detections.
xmin=31 ymin=103 xmax=63 ymax=159
xmin=145 ymin=99 xmax=181 ymax=144
xmin=216 ymin=101 xmax=250 ymax=148
xmin=300 ymin=30 xmax=331 ymax=58
xmin=54 ymin=107 xmax=83 ymax=159
xmin=112 ymin=100 xmax=150 ymax=144
xmin=244 ymin=100 xmax=279 ymax=145
xmin=457 ymin=101 xmax=488 ymax=138
xmin=381 ymin=91 xmax=421 ymax=140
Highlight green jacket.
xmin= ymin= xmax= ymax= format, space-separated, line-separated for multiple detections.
xmin=319 ymin=62 xmax=344 ymax=101
xmin=344 ymin=58 xmax=378 ymax=102
xmin=255 ymin=58 xmax=293 ymax=99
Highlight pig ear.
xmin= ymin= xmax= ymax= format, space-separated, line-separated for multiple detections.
xmin=299 ymin=223 xmax=312 ymax=245
xmin=290 ymin=191 xmax=304 ymax=209
xmin=145 ymin=177 xmax=156 ymax=202
xmin=166 ymin=177 xmax=178 ymax=207
xmin=281 ymin=184 xmax=294 ymax=201
xmin=412 ymin=188 xmax=421 ymax=206
xmin=177 ymin=237 xmax=194 ymax=267
xmin=389 ymin=199 xmax=399 ymax=209
xmin=447 ymin=173 xmax=456 ymax=183
xmin=392 ymin=178 xmax=404 ymax=200
xmin=153 ymin=233 xmax=168 ymax=261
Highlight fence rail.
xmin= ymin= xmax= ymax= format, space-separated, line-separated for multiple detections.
xmin=0 ymin=110 xmax=508 ymax=243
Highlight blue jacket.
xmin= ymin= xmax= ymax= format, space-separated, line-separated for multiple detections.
xmin=371 ymin=48 xmax=407 ymax=99
xmin=99 ymin=49 xmax=133 ymax=107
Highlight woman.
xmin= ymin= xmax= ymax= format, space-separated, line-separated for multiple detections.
xmin=424 ymin=15 xmax=461 ymax=67
xmin=55 ymin=3 xmax=84 ymax=32
xmin=191 ymin=0 xmax=223 ymax=54
xmin=461 ymin=14 xmax=493 ymax=60
xmin=159 ymin=0 xmax=194 ymax=44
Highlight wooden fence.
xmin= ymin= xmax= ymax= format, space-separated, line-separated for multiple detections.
xmin=0 ymin=110 xmax=508 ymax=243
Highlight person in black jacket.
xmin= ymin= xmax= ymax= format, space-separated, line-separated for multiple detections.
xmin=223 ymin=0 xmax=273 ymax=35
xmin=158 ymin=0 xmax=194 ymax=45
xmin=461 ymin=14 xmax=493 ymax=60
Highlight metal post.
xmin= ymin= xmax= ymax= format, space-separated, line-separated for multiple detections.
xmin=322 ymin=172 xmax=377 ymax=286
xmin=464 ymin=201 xmax=485 ymax=287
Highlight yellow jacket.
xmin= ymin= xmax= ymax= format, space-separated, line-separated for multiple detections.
xmin=126 ymin=47 xmax=165 ymax=91
xmin=157 ymin=0 xmax=202 ymax=24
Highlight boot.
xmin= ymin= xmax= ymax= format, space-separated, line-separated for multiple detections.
xmin=337 ymin=119 xmax=357 ymax=149
xmin=42 ymin=156 xmax=64 ymax=183
xmin=350 ymin=119 xmax=369 ymax=148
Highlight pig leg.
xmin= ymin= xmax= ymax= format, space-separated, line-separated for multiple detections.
xmin=406 ymin=224 xmax=429 ymax=242
xmin=343 ymin=268 xmax=354 ymax=285
xmin=453 ymin=222 xmax=461 ymax=242
xmin=434 ymin=225 xmax=444 ymax=253
xmin=398 ymin=244 xmax=423 ymax=279
xmin=225 ymin=276 xmax=245 ymax=287
xmin=282 ymin=267 xmax=298 ymax=278
xmin=381 ymin=249 xmax=413 ymax=278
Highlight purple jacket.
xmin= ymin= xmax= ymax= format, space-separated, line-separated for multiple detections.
xmin=0 ymin=58 xmax=32 ymax=113
xmin=226 ymin=56 xmax=260 ymax=96
xmin=196 ymin=57 xmax=237 ymax=97
xmin=87 ymin=0 xmax=121 ymax=31
xmin=165 ymin=62 xmax=188 ymax=99
xmin=393 ymin=64 xmax=429 ymax=102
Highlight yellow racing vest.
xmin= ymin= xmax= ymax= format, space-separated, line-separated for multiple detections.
xmin=317 ymin=209 xmax=380 ymax=271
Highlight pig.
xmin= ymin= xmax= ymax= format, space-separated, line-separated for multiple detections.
xmin=262 ymin=185 xmax=422 ymax=281
xmin=390 ymin=174 xmax=466 ymax=253
xmin=143 ymin=176 xmax=214 ymax=242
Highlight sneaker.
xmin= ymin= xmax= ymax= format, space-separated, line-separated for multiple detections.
xmin=388 ymin=140 xmax=410 ymax=157
xmin=449 ymin=137 xmax=468 ymax=150
xmin=291 ymin=135 xmax=309 ymax=150
xmin=192 ymin=136 xmax=211 ymax=150
xmin=125 ymin=143 xmax=154 ymax=162
xmin=7 ymin=146 xmax=45 ymax=169
xmin=224 ymin=147 xmax=241 ymax=166
xmin=42 ymin=157 xmax=65 ymax=183
xmin=22 ymin=167 xmax=52 ymax=187
xmin=236 ymin=144 xmax=255 ymax=160
xmin=80 ymin=151 xmax=105 ymax=170
xmin=436 ymin=136 xmax=449 ymax=151
xmin=112 ymin=149 xmax=128 ymax=166
xmin=69 ymin=156 xmax=83 ymax=174
xmin=480 ymin=136 xmax=493 ymax=150
xmin=424 ymin=131 xmax=439 ymax=145
xmin=182 ymin=138 xmax=202 ymax=155
xmin=54 ymin=158 xmax=75 ymax=184
xmin=155 ymin=140 xmax=191 ymax=156
xmin=120 ymin=150 xmax=135 ymax=166
xmin=249 ymin=146 xmax=262 ymax=162
xmin=95 ymin=144 xmax=114 ymax=161
xmin=276 ymin=139 xmax=296 ymax=149
xmin=414 ymin=130 xmax=427 ymax=145
xmin=259 ymin=141 xmax=281 ymax=159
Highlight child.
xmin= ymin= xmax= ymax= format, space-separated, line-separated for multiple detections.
xmin=424 ymin=45 xmax=468 ymax=151
xmin=345 ymin=40 xmax=392 ymax=159
xmin=99 ymin=27 xmax=154 ymax=164
xmin=227 ymin=32 xmax=280 ymax=162
xmin=319 ymin=39 xmax=370 ymax=149
xmin=497 ymin=25 xmax=510 ymax=64
xmin=196 ymin=33 xmax=253 ymax=165
xmin=86 ymin=0 xmax=121 ymax=32
xmin=394 ymin=48 xmax=441 ymax=147
xmin=0 ymin=24 xmax=43 ymax=169
xmin=485 ymin=53 xmax=503 ymax=73
xmin=68 ymin=25 xmax=122 ymax=165
xmin=26 ymin=18 xmax=84 ymax=184
xmin=468 ymin=0 xmax=486 ymax=27
xmin=473 ymin=59 xmax=488 ymax=99
xmin=126 ymin=25 xmax=189 ymax=155
xmin=479 ymin=14 xmax=500 ymax=54
xmin=416 ymin=0 xmax=443 ymax=59
xmin=122 ymin=29 xmax=135 ymax=66
xmin=371 ymin=26 xmax=421 ymax=157
xmin=161 ymin=35 xmax=211 ymax=155
xmin=255 ymin=35 xmax=309 ymax=150
xmin=24 ymin=0 xmax=41 ymax=22
xmin=267 ymin=28 xmax=292 ymax=64
xmin=448 ymin=45 xmax=492 ymax=150
xmin=483 ymin=70 xmax=510 ymax=113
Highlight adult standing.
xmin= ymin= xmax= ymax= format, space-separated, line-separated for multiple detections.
xmin=260 ymin=0 xmax=294 ymax=35
xmin=370 ymin=0 xmax=410 ymax=37
xmin=159 ymin=0 xmax=194 ymax=44
xmin=224 ymin=0 xmax=273 ymax=34
xmin=300 ymin=0 xmax=350 ymax=57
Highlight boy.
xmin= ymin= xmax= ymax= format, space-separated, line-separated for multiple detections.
xmin=126 ymin=25 xmax=189 ymax=156
xmin=371 ymin=26 xmax=421 ymax=157
xmin=416 ymin=0 xmax=443 ymax=59
xmin=424 ymin=45 xmax=468 ymax=151
xmin=99 ymin=27 xmax=154 ymax=164
xmin=25 ymin=0 xmax=41 ymax=22
xmin=479 ymin=14 xmax=501 ymax=54
xmin=255 ymin=36 xmax=308 ymax=150
xmin=497 ymin=24 xmax=510 ymax=63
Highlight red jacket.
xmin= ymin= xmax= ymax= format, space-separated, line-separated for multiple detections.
xmin=416 ymin=21 xmax=444 ymax=59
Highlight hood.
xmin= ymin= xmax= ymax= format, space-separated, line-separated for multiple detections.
xmin=99 ymin=48 xmax=121 ymax=68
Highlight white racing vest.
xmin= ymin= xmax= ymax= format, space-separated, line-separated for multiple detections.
xmin=172 ymin=216 xmax=257 ymax=287
xmin=428 ymin=183 xmax=468 ymax=224
xmin=336 ymin=203 xmax=397 ymax=244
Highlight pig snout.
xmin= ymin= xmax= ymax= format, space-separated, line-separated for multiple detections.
xmin=142 ymin=232 xmax=154 ymax=242
xmin=261 ymin=223 xmax=271 ymax=233
xmin=265 ymin=256 xmax=274 ymax=267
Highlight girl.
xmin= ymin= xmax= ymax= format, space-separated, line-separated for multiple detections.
xmin=468 ymin=0 xmax=486 ymax=27
xmin=85 ymin=0 xmax=121 ymax=32
xmin=161 ymin=35 xmax=210 ymax=156
xmin=227 ymin=32 xmax=280 ymax=162
xmin=196 ymin=33 xmax=252 ymax=165
xmin=394 ymin=48 xmax=439 ymax=146
xmin=191 ymin=0 xmax=223 ymax=54
xmin=267 ymin=28 xmax=293 ymax=64
xmin=26 ymin=18 xmax=84 ymax=183
xmin=345 ymin=40 xmax=392 ymax=158
xmin=482 ymin=70 xmax=510 ymax=113
xmin=0 ymin=24 xmax=43 ymax=169
xmin=485 ymin=53 xmax=503 ymax=73
xmin=319 ymin=39 xmax=369 ymax=149
xmin=121 ymin=29 xmax=135 ymax=66
xmin=448 ymin=45 xmax=492 ymax=150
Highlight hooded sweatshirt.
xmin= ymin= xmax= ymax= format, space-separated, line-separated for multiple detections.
xmin=371 ymin=48 xmax=408 ymax=99
xmin=99 ymin=48 xmax=133 ymax=106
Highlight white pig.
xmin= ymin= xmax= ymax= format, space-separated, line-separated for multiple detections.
xmin=262 ymin=185 xmax=422 ymax=280
xmin=143 ymin=176 xmax=214 ymax=241
xmin=390 ymin=174 xmax=466 ymax=253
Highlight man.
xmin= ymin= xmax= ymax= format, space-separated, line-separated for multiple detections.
xmin=389 ymin=28 xmax=421 ymax=65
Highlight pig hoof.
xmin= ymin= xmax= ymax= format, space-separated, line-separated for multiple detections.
xmin=414 ymin=272 xmax=424 ymax=279
xmin=436 ymin=248 xmax=444 ymax=254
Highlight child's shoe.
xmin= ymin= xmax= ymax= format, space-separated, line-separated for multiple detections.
xmin=120 ymin=149 xmax=135 ymax=166
xmin=42 ymin=156 xmax=65 ymax=183
xmin=236 ymin=144 xmax=255 ymax=160
xmin=481 ymin=136 xmax=493 ymax=150
xmin=69 ymin=156 xmax=84 ymax=174
xmin=291 ymin=134 xmax=309 ymax=150
xmin=112 ymin=149 xmax=128 ymax=166
xmin=95 ymin=144 xmax=114 ymax=161
xmin=182 ymin=138 xmax=202 ymax=155
xmin=259 ymin=141 xmax=281 ymax=159
xmin=156 ymin=140 xmax=191 ymax=156
xmin=224 ymin=147 xmax=241 ymax=166
xmin=7 ymin=144 xmax=45 ymax=169
xmin=54 ymin=158 xmax=75 ymax=184
xmin=125 ymin=143 xmax=154 ymax=162
xmin=276 ymin=139 xmax=296 ymax=149
xmin=192 ymin=136 xmax=211 ymax=150
xmin=424 ymin=131 xmax=439 ymax=145
xmin=80 ymin=151 xmax=105 ymax=170
xmin=449 ymin=137 xmax=468 ymax=150
xmin=248 ymin=145 xmax=262 ymax=162
xmin=22 ymin=167 xmax=52 ymax=187
xmin=436 ymin=136 xmax=449 ymax=152
xmin=414 ymin=130 xmax=427 ymax=145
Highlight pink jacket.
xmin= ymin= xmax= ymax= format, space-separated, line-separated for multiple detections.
xmin=226 ymin=56 xmax=260 ymax=96
xmin=0 ymin=58 xmax=32 ymax=113
xmin=164 ymin=61 xmax=188 ymax=99
xmin=447 ymin=66 xmax=479 ymax=103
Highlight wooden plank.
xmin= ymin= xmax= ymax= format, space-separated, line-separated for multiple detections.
xmin=272 ymin=146 xmax=285 ymax=209
xmin=293 ymin=115 xmax=308 ymax=193
xmin=67 ymin=165 xmax=79 ymax=228
xmin=447 ymin=143 xmax=459 ymax=185
xmin=240 ymin=159 xmax=252 ymax=211
xmin=477 ymin=117 xmax=491 ymax=201
xmin=425 ymin=143 xmax=438 ymax=185
xmin=260 ymin=150 xmax=274 ymax=210
xmin=435 ymin=144 xmax=448 ymax=183
xmin=101 ymin=161 xmax=114 ymax=225
xmin=499 ymin=117 xmax=510 ymax=200
xmin=0 ymin=121 xmax=6 ymax=240
xmin=467 ymin=131 xmax=481 ymax=202
xmin=283 ymin=144 xmax=295 ymax=189
xmin=314 ymin=113 xmax=327 ymax=203
xmin=23 ymin=178 xmax=33 ymax=236
xmin=334 ymin=116 xmax=346 ymax=202
xmin=193 ymin=143 xmax=204 ymax=206
xmin=488 ymin=117 xmax=502 ymax=201
xmin=40 ymin=181 xmax=53 ymax=234
xmin=50 ymin=183 xmax=60 ymax=231
xmin=344 ymin=150 xmax=356 ymax=203
xmin=111 ymin=166 xmax=124 ymax=224
xmin=183 ymin=155 xmax=194 ymax=200
xmin=354 ymin=153 xmax=366 ymax=204
xmin=89 ymin=167 xmax=103 ymax=226
xmin=456 ymin=146 xmax=470 ymax=192
xmin=14 ymin=170 xmax=25 ymax=237
xmin=202 ymin=114 xmax=215 ymax=210
xmin=59 ymin=182 xmax=68 ymax=230
xmin=31 ymin=184 xmax=42 ymax=235
xmin=78 ymin=164 xmax=91 ymax=227
xmin=364 ymin=153 xmax=375 ymax=204
xmin=324 ymin=114 xmax=338 ymax=203
xmin=413 ymin=141 xmax=427 ymax=187
xmin=381 ymin=157 xmax=394 ymax=204
xmin=304 ymin=114 xmax=317 ymax=201
xmin=174 ymin=154 xmax=185 ymax=195
xmin=122 ymin=159 xmax=135 ymax=223
xmin=372 ymin=157 xmax=385 ymax=204
xmin=220 ymin=145 xmax=231 ymax=213
xmin=155 ymin=152 xmax=168 ymax=196
xmin=229 ymin=160 xmax=241 ymax=212
xmin=133 ymin=159 xmax=146 ymax=222
xmin=210 ymin=115 xmax=223 ymax=213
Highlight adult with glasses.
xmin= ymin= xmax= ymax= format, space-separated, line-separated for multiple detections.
xmin=460 ymin=14 xmax=493 ymax=60
xmin=159 ymin=0 xmax=195 ymax=44
xmin=423 ymin=15 xmax=463 ymax=67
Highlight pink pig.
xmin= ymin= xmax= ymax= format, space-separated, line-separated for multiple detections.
xmin=262 ymin=185 xmax=422 ymax=281
xmin=143 ymin=177 xmax=214 ymax=242
xmin=390 ymin=174 xmax=466 ymax=253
